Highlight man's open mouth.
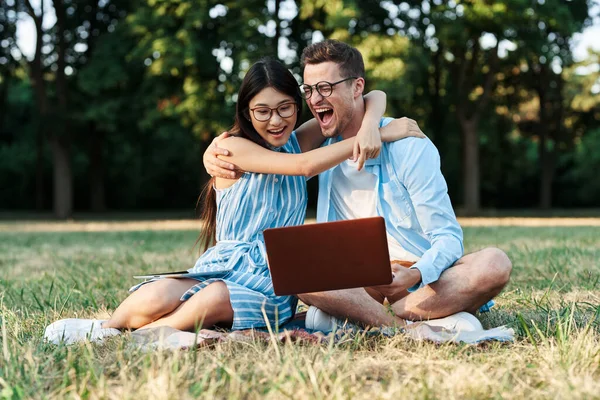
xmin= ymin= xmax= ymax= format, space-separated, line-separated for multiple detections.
xmin=315 ymin=107 xmax=334 ymax=125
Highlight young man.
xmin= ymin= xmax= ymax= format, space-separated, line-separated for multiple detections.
xmin=204 ymin=40 xmax=512 ymax=329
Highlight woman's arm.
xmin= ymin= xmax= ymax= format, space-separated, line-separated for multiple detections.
xmin=380 ymin=117 xmax=426 ymax=142
xmin=204 ymin=116 xmax=426 ymax=179
xmin=216 ymin=136 xmax=355 ymax=178
xmin=295 ymin=90 xmax=388 ymax=154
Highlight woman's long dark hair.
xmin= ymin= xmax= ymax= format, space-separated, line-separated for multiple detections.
xmin=196 ymin=59 xmax=303 ymax=251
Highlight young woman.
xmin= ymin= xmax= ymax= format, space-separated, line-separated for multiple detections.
xmin=44 ymin=59 xmax=423 ymax=344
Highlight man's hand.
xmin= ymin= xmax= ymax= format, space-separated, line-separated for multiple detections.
xmin=203 ymin=131 xmax=242 ymax=179
xmin=354 ymin=121 xmax=382 ymax=171
xmin=370 ymin=262 xmax=421 ymax=302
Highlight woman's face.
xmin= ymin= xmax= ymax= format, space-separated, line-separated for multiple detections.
xmin=248 ymin=87 xmax=298 ymax=148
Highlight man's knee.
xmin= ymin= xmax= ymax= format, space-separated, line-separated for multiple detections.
xmin=475 ymin=247 xmax=512 ymax=291
xmin=484 ymin=247 xmax=512 ymax=280
xmin=297 ymin=292 xmax=316 ymax=306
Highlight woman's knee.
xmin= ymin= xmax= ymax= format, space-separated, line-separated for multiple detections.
xmin=204 ymin=281 xmax=230 ymax=303
xmin=201 ymin=281 xmax=234 ymax=317
xmin=134 ymin=279 xmax=191 ymax=312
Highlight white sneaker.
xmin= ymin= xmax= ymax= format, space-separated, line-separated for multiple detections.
xmin=420 ymin=312 xmax=483 ymax=332
xmin=44 ymin=318 xmax=121 ymax=345
xmin=305 ymin=306 xmax=356 ymax=332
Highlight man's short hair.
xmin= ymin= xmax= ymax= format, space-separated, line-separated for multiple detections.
xmin=301 ymin=39 xmax=365 ymax=79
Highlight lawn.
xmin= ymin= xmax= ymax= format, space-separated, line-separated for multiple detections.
xmin=0 ymin=222 xmax=599 ymax=399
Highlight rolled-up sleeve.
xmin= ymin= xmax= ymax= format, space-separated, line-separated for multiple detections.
xmin=391 ymin=138 xmax=464 ymax=287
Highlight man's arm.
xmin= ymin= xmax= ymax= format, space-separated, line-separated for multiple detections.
xmin=203 ymin=132 xmax=241 ymax=179
xmin=391 ymin=138 xmax=464 ymax=289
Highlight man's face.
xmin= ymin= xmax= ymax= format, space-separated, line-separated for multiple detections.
xmin=302 ymin=62 xmax=362 ymax=138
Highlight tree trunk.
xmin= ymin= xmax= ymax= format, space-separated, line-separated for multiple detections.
xmin=35 ymin=126 xmax=45 ymax=210
xmin=461 ymin=119 xmax=480 ymax=215
xmin=25 ymin=0 xmax=47 ymax=211
xmin=50 ymin=136 xmax=72 ymax=219
xmin=453 ymin=42 xmax=498 ymax=215
xmin=536 ymin=67 xmax=553 ymax=210
xmin=89 ymin=124 xmax=106 ymax=212
xmin=52 ymin=0 xmax=73 ymax=219
xmin=0 ymin=74 xmax=8 ymax=131
xmin=539 ymin=143 xmax=554 ymax=210
xmin=428 ymin=46 xmax=445 ymax=148
xmin=85 ymin=0 xmax=104 ymax=212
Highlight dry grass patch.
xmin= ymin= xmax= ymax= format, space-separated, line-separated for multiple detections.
xmin=0 ymin=226 xmax=599 ymax=399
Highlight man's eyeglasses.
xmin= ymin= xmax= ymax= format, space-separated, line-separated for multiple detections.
xmin=299 ymin=77 xmax=358 ymax=100
xmin=249 ymin=102 xmax=298 ymax=122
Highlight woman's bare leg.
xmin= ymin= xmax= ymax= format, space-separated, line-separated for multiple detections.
xmin=139 ymin=281 xmax=234 ymax=331
xmin=103 ymin=278 xmax=199 ymax=329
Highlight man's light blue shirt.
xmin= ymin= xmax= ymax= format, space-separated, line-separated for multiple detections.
xmin=317 ymin=117 xmax=464 ymax=288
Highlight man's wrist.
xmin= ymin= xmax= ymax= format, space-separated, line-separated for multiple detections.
xmin=409 ymin=268 xmax=422 ymax=287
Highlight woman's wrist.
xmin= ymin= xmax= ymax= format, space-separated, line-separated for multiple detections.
xmin=360 ymin=114 xmax=381 ymax=129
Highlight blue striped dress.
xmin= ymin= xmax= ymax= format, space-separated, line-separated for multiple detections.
xmin=182 ymin=132 xmax=306 ymax=330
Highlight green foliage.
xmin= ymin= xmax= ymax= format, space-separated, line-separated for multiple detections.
xmin=566 ymin=128 xmax=600 ymax=205
xmin=0 ymin=79 xmax=43 ymax=209
xmin=0 ymin=0 xmax=598 ymax=211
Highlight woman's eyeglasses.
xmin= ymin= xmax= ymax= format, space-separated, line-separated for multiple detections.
xmin=249 ymin=102 xmax=297 ymax=122
xmin=299 ymin=77 xmax=358 ymax=100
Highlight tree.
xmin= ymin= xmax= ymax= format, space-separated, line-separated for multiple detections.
xmin=500 ymin=0 xmax=590 ymax=208
xmin=362 ymin=0 xmax=593 ymax=213
xmin=9 ymin=0 xmax=133 ymax=216
xmin=0 ymin=5 xmax=20 ymax=141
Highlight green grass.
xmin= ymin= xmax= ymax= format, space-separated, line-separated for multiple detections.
xmin=1 ymin=225 xmax=599 ymax=399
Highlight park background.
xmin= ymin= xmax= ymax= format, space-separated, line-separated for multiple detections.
xmin=2 ymin=2 xmax=600 ymax=398
xmin=1 ymin=0 xmax=599 ymax=219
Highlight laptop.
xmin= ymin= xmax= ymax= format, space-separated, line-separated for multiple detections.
xmin=263 ymin=217 xmax=393 ymax=296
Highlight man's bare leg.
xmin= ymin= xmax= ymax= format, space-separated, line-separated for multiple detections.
xmin=298 ymin=287 xmax=406 ymax=327
xmin=390 ymin=247 xmax=512 ymax=320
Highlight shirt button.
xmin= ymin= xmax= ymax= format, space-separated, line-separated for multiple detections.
xmin=274 ymin=178 xmax=279 ymax=183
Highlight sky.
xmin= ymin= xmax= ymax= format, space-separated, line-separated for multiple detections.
xmin=14 ymin=0 xmax=600 ymax=66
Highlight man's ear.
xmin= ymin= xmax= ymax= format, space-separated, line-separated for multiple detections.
xmin=353 ymin=77 xmax=365 ymax=99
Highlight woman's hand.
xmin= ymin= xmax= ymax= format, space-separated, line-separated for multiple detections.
xmin=354 ymin=121 xmax=382 ymax=171
xmin=353 ymin=90 xmax=387 ymax=170
xmin=380 ymin=117 xmax=426 ymax=143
